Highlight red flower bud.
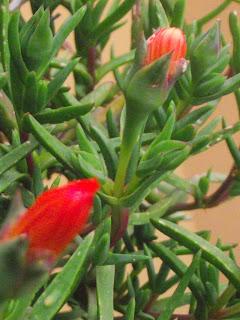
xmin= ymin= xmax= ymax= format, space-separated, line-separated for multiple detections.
xmin=144 ymin=27 xmax=187 ymax=77
xmin=1 ymin=178 xmax=100 ymax=261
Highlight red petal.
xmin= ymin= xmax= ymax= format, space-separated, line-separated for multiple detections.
xmin=145 ymin=27 xmax=187 ymax=77
xmin=3 ymin=178 xmax=100 ymax=259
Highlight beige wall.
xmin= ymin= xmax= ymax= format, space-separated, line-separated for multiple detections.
xmin=185 ymin=1 xmax=240 ymax=259
xmin=21 ymin=1 xmax=240 ymax=257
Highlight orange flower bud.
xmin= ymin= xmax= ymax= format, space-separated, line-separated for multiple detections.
xmin=144 ymin=27 xmax=187 ymax=76
xmin=1 ymin=178 xmax=100 ymax=261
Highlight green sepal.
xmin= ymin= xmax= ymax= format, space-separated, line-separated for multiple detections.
xmin=126 ymin=54 xmax=171 ymax=115
xmin=71 ymin=0 xmax=85 ymax=13
xmin=199 ymin=258 xmax=209 ymax=284
xmin=52 ymin=6 xmax=86 ymax=58
xmin=22 ymin=114 xmax=77 ymax=173
xmin=208 ymin=262 xmax=219 ymax=293
xmin=124 ymin=298 xmax=135 ymax=320
xmin=198 ymin=174 xmax=210 ymax=196
xmin=81 ymin=82 xmax=114 ymax=107
xmin=0 ymin=0 xmax=10 ymax=73
xmin=96 ymin=265 xmax=115 ymax=320
xmin=135 ymin=289 xmax=151 ymax=314
xmin=90 ymin=0 xmax=135 ymax=41
xmin=91 ymin=195 xmax=104 ymax=226
xmin=38 ymin=6 xmax=87 ymax=77
xmin=93 ymin=233 xmax=110 ymax=266
xmin=79 ymin=150 xmax=104 ymax=173
xmin=174 ymin=125 xmax=196 ymax=141
xmin=0 ymin=72 xmax=7 ymax=89
xmin=196 ymin=73 xmax=226 ymax=97
xmin=90 ymin=126 xmax=118 ymax=179
xmin=22 ymin=72 xmax=38 ymax=114
xmin=152 ymin=110 xmax=176 ymax=144
xmin=137 ymin=153 xmax=164 ymax=177
xmin=106 ymin=109 xmax=119 ymax=138
xmin=92 ymin=0 xmax=108 ymax=23
xmin=159 ymin=251 xmax=201 ymax=320
xmin=149 ymin=242 xmax=206 ymax=303
xmin=94 ymin=217 xmax=112 ymax=245
xmin=191 ymin=122 xmax=240 ymax=154
xmin=143 ymin=244 xmax=156 ymax=291
xmin=76 ymin=123 xmax=98 ymax=155
xmin=125 ymin=140 xmax=141 ymax=183
xmin=96 ymin=50 xmax=135 ymax=81
xmin=137 ymin=141 xmax=186 ymax=177
xmin=127 ymin=275 xmax=136 ymax=298
xmin=9 ymin=61 xmax=24 ymax=113
xmin=36 ymin=80 xmax=48 ymax=111
xmin=50 ymin=175 xmax=61 ymax=189
xmin=151 ymin=219 xmax=240 ymax=290
xmin=0 ymin=99 xmax=16 ymax=140
xmin=29 ymin=234 xmax=94 ymax=320
xmin=129 ymin=192 xmax=185 ymax=226
xmin=8 ymin=12 xmax=28 ymax=82
xmin=200 ymin=45 xmax=230 ymax=79
xmin=20 ymin=7 xmax=44 ymax=46
xmin=0 ymin=170 xmax=28 ymax=194
xmin=197 ymin=115 xmax=222 ymax=138
xmin=159 ymin=145 xmax=191 ymax=171
xmin=192 ymin=73 xmax=240 ymax=105
xmin=155 ymin=262 xmax=170 ymax=292
xmin=174 ymin=105 xmax=214 ymax=132
xmin=149 ymin=0 xmax=169 ymax=31
xmin=145 ymin=140 xmax=186 ymax=160
xmin=205 ymin=281 xmax=218 ymax=306
xmin=104 ymin=253 xmax=150 ymax=265
xmin=35 ymin=103 xmax=93 ymax=124
xmin=0 ymin=139 xmax=37 ymax=177
xmin=74 ymin=62 xmax=93 ymax=87
xmin=171 ymin=0 xmax=186 ymax=28
xmin=229 ymin=11 xmax=240 ymax=73
xmin=32 ymin=151 xmax=44 ymax=197
xmin=121 ymin=172 xmax=167 ymax=209
xmin=0 ymin=236 xmax=47 ymax=300
xmin=75 ymin=153 xmax=107 ymax=183
xmin=160 ymin=0 xmax=174 ymax=17
xmin=20 ymin=178 xmax=34 ymax=202
xmin=22 ymin=9 xmax=53 ymax=72
xmin=190 ymin=23 xmax=221 ymax=83
xmin=47 ymin=59 xmax=79 ymax=104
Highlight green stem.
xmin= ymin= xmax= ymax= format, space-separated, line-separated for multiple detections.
xmin=234 ymin=89 xmax=240 ymax=119
xmin=197 ymin=0 xmax=231 ymax=28
xmin=113 ymin=109 xmax=146 ymax=197
xmin=114 ymin=144 xmax=134 ymax=197
xmin=176 ymin=101 xmax=191 ymax=118
xmin=125 ymin=175 xmax=141 ymax=195
xmin=111 ymin=109 xmax=147 ymax=240
xmin=0 ymin=100 xmax=16 ymax=140
xmin=0 ymin=0 xmax=10 ymax=73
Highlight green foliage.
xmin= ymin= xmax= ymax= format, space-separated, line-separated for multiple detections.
xmin=1 ymin=1 xmax=240 ymax=319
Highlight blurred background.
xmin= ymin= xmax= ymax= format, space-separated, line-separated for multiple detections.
xmin=20 ymin=1 xmax=240 ymax=259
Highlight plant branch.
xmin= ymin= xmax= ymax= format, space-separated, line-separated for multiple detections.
xmin=167 ymin=165 xmax=237 ymax=214
xmin=87 ymin=46 xmax=97 ymax=85
xmin=196 ymin=0 xmax=232 ymax=28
